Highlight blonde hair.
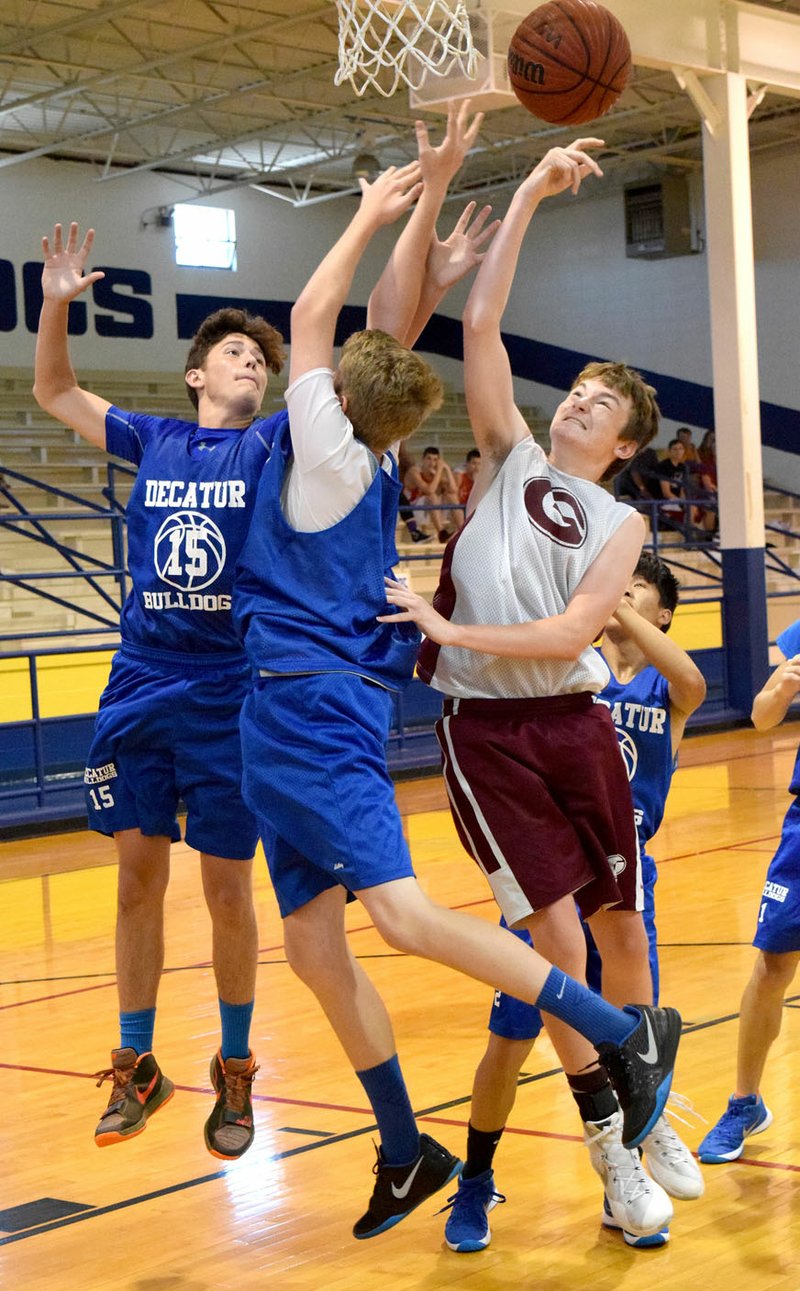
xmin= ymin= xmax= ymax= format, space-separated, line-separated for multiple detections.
xmin=335 ymin=330 xmax=443 ymax=456
xmin=572 ymin=361 xmax=660 ymax=482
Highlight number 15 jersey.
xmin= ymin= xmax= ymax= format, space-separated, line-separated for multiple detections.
xmin=106 ymin=405 xmax=287 ymax=658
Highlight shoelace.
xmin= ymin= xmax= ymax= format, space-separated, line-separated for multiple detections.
xmin=437 ymin=1185 xmax=506 ymax=1216
xmin=593 ymin=1123 xmax=654 ymax=1204
xmin=662 ymin=1089 xmax=707 ymax=1130
xmin=221 ymin=1060 xmax=258 ymax=1115
xmin=93 ymin=1062 xmax=134 ymax=1108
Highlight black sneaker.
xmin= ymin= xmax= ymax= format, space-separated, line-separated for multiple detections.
xmin=597 ymin=1005 xmax=682 ymax=1150
xmin=93 ymin=1048 xmax=175 ymax=1147
xmin=353 ymin=1133 xmax=462 ymax=1239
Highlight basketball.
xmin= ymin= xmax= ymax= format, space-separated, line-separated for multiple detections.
xmin=507 ymin=0 xmax=631 ymax=126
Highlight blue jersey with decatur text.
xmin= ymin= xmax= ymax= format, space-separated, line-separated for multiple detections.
xmin=777 ymin=619 xmax=800 ymax=796
xmin=593 ymin=650 xmax=675 ymax=852
xmin=106 ymin=405 xmax=287 ymax=657
xmin=233 ymin=416 xmax=420 ymax=689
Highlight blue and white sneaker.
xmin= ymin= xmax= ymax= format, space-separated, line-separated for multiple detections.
xmin=441 ymin=1169 xmax=506 ymax=1252
xmin=697 ymin=1095 xmax=773 ymax=1164
xmin=602 ymin=1197 xmax=670 ymax=1248
xmin=584 ymin=1111 xmax=673 ymax=1238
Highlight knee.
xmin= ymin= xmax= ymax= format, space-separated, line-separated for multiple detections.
xmin=752 ymin=951 xmax=798 ymax=994
xmin=205 ymin=875 xmax=254 ymax=926
xmin=117 ymin=863 xmax=168 ymax=914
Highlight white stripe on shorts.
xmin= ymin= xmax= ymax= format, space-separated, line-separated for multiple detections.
xmin=440 ymin=712 xmax=534 ymax=926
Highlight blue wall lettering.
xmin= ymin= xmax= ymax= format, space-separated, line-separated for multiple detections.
xmin=93 ymin=267 xmax=154 ymax=338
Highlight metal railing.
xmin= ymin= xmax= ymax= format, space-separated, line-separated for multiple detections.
xmin=0 ymin=464 xmax=129 ymax=643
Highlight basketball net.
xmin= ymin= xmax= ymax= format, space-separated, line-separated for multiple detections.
xmin=334 ymin=0 xmax=478 ymax=98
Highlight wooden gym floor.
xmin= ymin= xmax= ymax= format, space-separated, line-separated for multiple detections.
xmin=2 ymin=722 xmax=800 ymax=1289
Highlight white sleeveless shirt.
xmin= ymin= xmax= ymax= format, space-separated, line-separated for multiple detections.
xmin=418 ymin=437 xmax=634 ymax=699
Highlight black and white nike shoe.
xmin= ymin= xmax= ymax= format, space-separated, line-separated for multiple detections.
xmin=353 ymin=1133 xmax=462 ymax=1239
xmin=597 ymin=1005 xmax=682 ymax=1150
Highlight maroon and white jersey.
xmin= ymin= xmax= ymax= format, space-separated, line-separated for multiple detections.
xmin=417 ymin=436 xmax=634 ymax=699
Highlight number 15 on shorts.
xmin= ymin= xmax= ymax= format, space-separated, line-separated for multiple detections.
xmin=89 ymin=785 xmax=115 ymax=811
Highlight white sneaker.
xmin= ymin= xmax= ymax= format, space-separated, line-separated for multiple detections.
xmin=584 ymin=1111 xmax=673 ymax=1238
xmin=643 ymin=1114 xmax=705 ymax=1199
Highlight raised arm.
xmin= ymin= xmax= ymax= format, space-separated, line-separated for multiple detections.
xmin=33 ymin=223 xmax=111 ymax=448
xmin=751 ymin=655 xmax=800 ymax=731
xmin=462 ymin=140 xmax=604 ymax=463
xmin=403 ymin=201 xmax=500 ymax=348
xmin=610 ymin=599 xmax=706 ymax=748
xmin=289 ymin=163 xmax=422 ymax=383
xmin=367 ymin=100 xmax=484 ymax=343
xmin=382 ymin=509 xmax=645 ymax=657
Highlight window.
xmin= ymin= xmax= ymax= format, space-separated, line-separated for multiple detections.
xmin=173 ymin=204 xmax=237 ymax=270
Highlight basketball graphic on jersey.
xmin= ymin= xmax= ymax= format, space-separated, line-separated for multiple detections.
xmin=154 ymin=510 xmax=226 ymax=592
xmin=523 ymin=478 xmax=587 ymax=548
xmin=615 ymin=727 xmax=639 ymax=781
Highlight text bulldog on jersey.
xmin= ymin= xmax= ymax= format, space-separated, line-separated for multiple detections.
xmin=141 ymin=476 xmax=247 ymax=613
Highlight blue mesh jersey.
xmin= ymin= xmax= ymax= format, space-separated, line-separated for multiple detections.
xmin=233 ymin=416 xmax=421 ymax=689
xmin=106 ymin=405 xmax=287 ymax=658
xmin=593 ymin=649 xmax=675 ymax=853
xmin=777 ymin=619 xmax=800 ymax=796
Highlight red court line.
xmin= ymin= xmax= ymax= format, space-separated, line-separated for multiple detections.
xmin=4 ymin=1060 xmax=796 ymax=1177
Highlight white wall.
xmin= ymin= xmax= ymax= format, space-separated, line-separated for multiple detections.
xmin=3 ymin=143 xmax=799 ymax=489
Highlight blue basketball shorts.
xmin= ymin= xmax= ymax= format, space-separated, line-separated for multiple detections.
xmin=240 ymin=672 xmax=416 ymax=918
xmin=84 ymin=648 xmax=259 ymax=860
xmin=488 ymin=853 xmax=660 ymax=1041
xmin=753 ymin=798 xmax=800 ymax=954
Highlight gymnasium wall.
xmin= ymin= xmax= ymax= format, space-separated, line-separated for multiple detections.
xmin=2 ymin=139 xmax=799 ymax=485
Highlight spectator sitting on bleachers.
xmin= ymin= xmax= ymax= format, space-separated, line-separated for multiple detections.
xmin=614 ymin=445 xmax=661 ymax=508
xmin=404 ymin=444 xmax=460 ymax=542
xmin=676 ymin=426 xmax=700 ymax=464
xmin=457 ymin=448 xmax=481 ymax=513
xmin=655 ymin=438 xmax=688 ymax=532
xmin=694 ymin=429 xmax=718 ymax=537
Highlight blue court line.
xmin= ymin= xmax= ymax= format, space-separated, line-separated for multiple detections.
xmin=5 ymin=990 xmax=800 ymax=1246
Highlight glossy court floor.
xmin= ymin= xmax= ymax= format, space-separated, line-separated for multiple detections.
xmin=2 ymin=722 xmax=800 ymax=1290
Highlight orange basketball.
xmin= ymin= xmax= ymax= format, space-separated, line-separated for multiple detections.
xmin=507 ymin=0 xmax=631 ymax=126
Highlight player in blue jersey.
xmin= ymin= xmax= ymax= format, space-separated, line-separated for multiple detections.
xmin=430 ymin=552 xmax=706 ymax=1253
xmin=34 ymin=222 xmax=286 ymax=1157
xmin=698 ymin=619 xmax=800 ymax=1164
xmin=234 ymin=130 xmax=682 ymax=1241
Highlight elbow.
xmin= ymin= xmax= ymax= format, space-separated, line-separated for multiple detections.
xmin=32 ymin=381 xmax=53 ymax=413
xmin=463 ymin=302 xmax=498 ymax=340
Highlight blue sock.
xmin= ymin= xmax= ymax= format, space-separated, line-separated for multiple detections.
xmin=356 ymin=1055 xmax=420 ymax=1166
xmin=536 ymin=968 xmax=640 ymax=1049
xmin=119 ymin=1007 xmax=156 ymax=1055
xmin=219 ymin=999 xmax=254 ymax=1061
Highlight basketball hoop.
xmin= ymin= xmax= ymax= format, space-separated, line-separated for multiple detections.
xmin=334 ymin=0 xmax=479 ymax=98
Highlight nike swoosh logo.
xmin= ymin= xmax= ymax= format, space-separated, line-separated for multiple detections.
xmin=636 ymin=1014 xmax=658 ymax=1064
xmin=136 ymin=1073 xmax=159 ymax=1104
xmin=391 ymin=1156 xmax=424 ymax=1200
xmin=556 ymin=975 xmax=567 ymax=1001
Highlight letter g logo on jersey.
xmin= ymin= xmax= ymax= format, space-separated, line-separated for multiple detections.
xmin=523 ymin=478 xmax=588 ymax=548
xmin=154 ymin=510 xmax=227 ymax=592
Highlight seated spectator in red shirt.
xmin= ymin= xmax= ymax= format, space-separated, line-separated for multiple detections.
xmin=457 ymin=448 xmax=481 ymax=510
xmin=404 ymin=444 xmax=460 ymax=542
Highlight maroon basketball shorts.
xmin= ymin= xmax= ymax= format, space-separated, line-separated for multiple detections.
xmin=436 ymin=691 xmax=642 ymax=927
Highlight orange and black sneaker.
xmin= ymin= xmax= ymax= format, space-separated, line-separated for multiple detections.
xmin=93 ymin=1047 xmax=175 ymax=1147
xmin=204 ymin=1050 xmax=259 ymax=1160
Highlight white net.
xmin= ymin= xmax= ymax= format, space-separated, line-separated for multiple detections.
xmin=334 ymin=0 xmax=478 ymax=98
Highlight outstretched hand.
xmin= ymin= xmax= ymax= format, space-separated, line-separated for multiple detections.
xmin=426 ymin=201 xmax=501 ymax=292
xmin=358 ymin=162 xmax=423 ymax=227
xmin=41 ymin=223 xmax=105 ymax=303
xmin=378 ymin=577 xmax=458 ymax=646
xmin=415 ymin=98 xmax=485 ymax=191
xmin=526 ymin=137 xmax=605 ymax=199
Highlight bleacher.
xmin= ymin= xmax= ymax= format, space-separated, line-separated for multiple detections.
xmin=2 ymin=365 xmax=800 ymax=642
